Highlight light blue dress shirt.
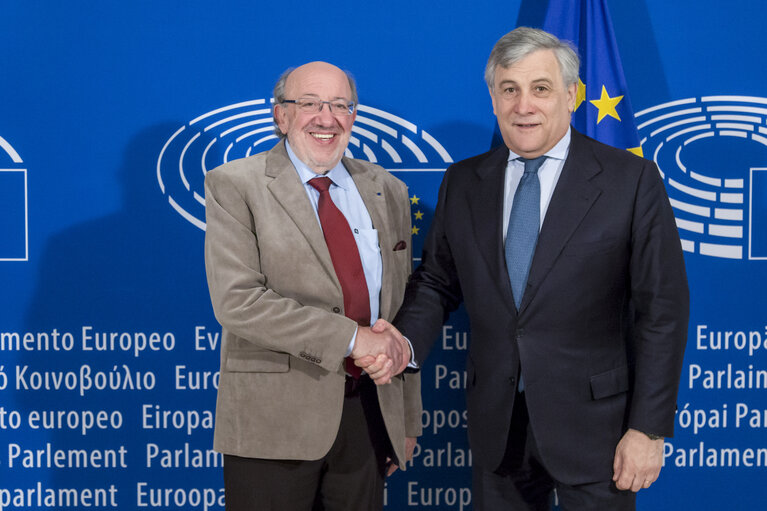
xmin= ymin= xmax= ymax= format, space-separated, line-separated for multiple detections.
xmin=285 ymin=142 xmax=382 ymax=354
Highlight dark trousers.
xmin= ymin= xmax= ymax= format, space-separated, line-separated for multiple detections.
xmin=473 ymin=392 xmax=636 ymax=511
xmin=223 ymin=376 xmax=390 ymax=511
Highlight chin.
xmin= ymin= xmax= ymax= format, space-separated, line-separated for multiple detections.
xmin=511 ymin=137 xmax=545 ymax=153
xmin=309 ymin=157 xmax=340 ymax=170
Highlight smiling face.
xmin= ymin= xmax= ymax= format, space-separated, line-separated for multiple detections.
xmin=490 ymin=49 xmax=576 ymax=159
xmin=273 ymin=62 xmax=356 ymax=174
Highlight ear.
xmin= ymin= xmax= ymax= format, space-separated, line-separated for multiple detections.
xmin=273 ymin=103 xmax=289 ymax=134
xmin=488 ymin=86 xmax=498 ymax=116
xmin=566 ymin=81 xmax=577 ymax=113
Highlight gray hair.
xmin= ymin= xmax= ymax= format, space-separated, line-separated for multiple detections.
xmin=272 ymin=66 xmax=359 ymax=138
xmin=485 ymin=27 xmax=580 ymax=91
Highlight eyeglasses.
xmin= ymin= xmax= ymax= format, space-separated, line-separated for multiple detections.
xmin=281 ymin=97 xmax=355 ymax=115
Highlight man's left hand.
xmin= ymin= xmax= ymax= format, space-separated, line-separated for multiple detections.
xmin=612 ymin=428 xmax=664 ymax=492
xmin=387 ymin=437 xmax=418 ymax=476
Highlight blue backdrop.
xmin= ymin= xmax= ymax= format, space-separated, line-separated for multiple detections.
xmin=1 ymin=1 xmax=766 ymax=509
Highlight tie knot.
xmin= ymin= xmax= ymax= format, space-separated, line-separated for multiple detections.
xmin=519 ymin=156 xmax=547 ymax=175
xmin=308 ymin=176 xmax=333 ymax=193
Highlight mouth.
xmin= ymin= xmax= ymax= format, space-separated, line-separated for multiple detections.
xmin=514 ymin=122 xmax=540 ymax=129
xmin=310 ymin=132 xmax=337 ymax=141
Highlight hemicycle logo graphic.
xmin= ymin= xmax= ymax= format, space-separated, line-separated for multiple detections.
xmin=157 ymin=99 xmax=453 ymax=230
xmin=636 ymin=96 xmax=767 ymax=260
xmin=0 ymin=134 xmax=28 ymax=261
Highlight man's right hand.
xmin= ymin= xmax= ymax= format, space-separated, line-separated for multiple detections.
xmin=352 ymin=319 xmax=410 ymax=384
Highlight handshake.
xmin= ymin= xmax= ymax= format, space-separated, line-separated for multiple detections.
xmin=351 ymin=319 xmax=411 ymax=385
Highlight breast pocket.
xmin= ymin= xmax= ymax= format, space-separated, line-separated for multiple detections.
xmin=354 ymin=227 xmax=382 ymax=284
xmin=355 ymin=228 xmax=381 ymax=257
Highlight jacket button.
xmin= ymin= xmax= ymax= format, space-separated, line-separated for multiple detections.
xmin=509 ymin=377 xmax=516 ymax=385
xmin=332 ymin=307 xmax=341 ymax=313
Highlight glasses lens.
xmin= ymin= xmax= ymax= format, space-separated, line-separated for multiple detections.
xmin=329 ymin=102 xmax=353 ymax=115
xmin=292 ymin=98 xmax=353 ymax=115
xmin=296 ymin=99 xmax=319 ymax=112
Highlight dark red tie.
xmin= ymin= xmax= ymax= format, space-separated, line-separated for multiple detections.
xmin=308 ymin=176 xmax=370 ymax=378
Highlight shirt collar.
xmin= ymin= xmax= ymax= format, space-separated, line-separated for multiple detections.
xmin=507 ymin=126 xmax=571 ymax=162
xmin=285 ymin=140 xmax=353 ymax=190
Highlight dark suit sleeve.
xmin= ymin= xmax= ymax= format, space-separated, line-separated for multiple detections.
xmin=389 ymin=176 xmax=424 ymax=439
xmin=394 ymin=166 xmax=464 ymax=364
xmin=626 ymin=159 xmax=689 ymax=437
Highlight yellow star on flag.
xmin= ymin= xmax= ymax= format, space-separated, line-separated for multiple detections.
xmin=410 ymin=194 xmax=420 ymax=205
xmin=414 ymin=210 xmax=424 ymax=220
xmin=411 ymin=226 xmax=420 ymax=235
xmin=574 ymin=78 xmax=586 ymax=112
xmin=590 ymin=85 xmax=623 ymax=124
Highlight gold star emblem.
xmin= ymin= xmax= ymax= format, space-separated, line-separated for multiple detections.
xmin=574 ymin=78 xmax=586 ymax=112
xmin=411 ymin=226 xmax=420 ymax=235
xmin=590 ymin=85 xmax=623 ymax=123
xmin=414 ymin=210 xmax=424 ymax=220
xmin=410 ymin=194 xmax=420 ymax=205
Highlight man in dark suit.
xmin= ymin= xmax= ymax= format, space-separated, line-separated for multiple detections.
xmin=365 ymin=27 xmax=689 ymax=509
xmin=204 ymin=61 xmax=420 ymax=510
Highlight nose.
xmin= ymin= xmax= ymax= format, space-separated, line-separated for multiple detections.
xmin=316 ymin=102 xmax=336 ymax=122
xmin=514 ymin=90 xmax=535 ymax=114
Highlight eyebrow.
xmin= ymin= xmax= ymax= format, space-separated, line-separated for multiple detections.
xmin=498 ymin=78 xmax=554 ymax=87
xmin=298 ymin=94 xmax=351 ymax=101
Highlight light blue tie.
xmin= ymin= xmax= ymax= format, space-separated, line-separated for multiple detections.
xmin=505 ymin=156 xmax=546 ymax=309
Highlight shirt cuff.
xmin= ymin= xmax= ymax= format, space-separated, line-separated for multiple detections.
xmin=404 ymin=336 xmax=418 ymax=369
xmin=345 ymin=326 xmax=357 ymax=357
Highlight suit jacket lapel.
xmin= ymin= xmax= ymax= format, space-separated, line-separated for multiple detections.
xmin=468 ymin=145 xmax=517 ymax=316
xmin=264 ymin=142 xmax=339 ymax=285
xmin=345 ymin=157 xmax=395 ymax=319
xmin=520 ymin=130 xmax=603 ymax=313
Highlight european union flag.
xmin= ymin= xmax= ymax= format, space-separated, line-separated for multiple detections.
xmin=543 ymin=0 xmax=642 ymax=156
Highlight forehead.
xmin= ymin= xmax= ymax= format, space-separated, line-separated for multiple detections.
xmin=286 ymin=64 xmax=352 ymax=99
xmin=494 ymin=49 xmax=563 ymax=85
